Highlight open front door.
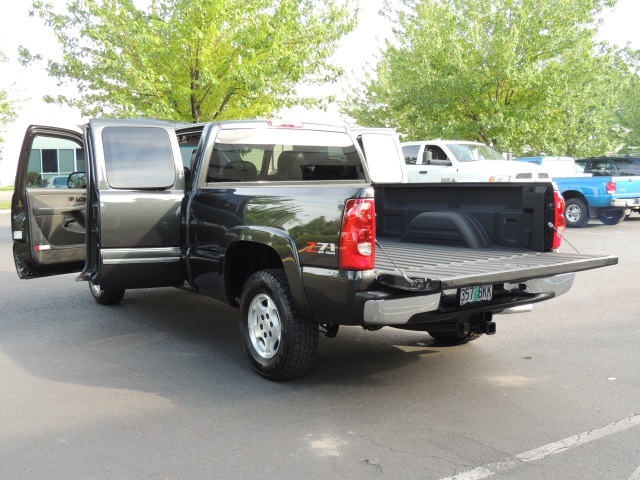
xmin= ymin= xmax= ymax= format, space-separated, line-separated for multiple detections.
xmin=80 ymin=119 xmax=185 ymax=290
xmin=12 ymin=126 xmax=87 ymax=278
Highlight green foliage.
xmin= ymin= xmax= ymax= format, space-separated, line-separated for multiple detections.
xmin=0 ymin=50 xmax=17 ymax=144
xmin=613 ymin=47 xmax=640 ymax=153
xmin=26 ymin=171 xmax=47 ymax=187
xmin=343 ymin=0 xmax=637 ymax=157
xmin=27 ymin=0 xmax=357 ymax=122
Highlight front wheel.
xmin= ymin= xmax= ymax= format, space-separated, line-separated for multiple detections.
xmin=89 ymin=280 xmax=125 ymax=305
xmin=598 ymin=209 xmax=625 ymax=225
xmin=239 ymin=269 xmax=319 ymax=381
xmin=564 ymin=198 xmax=589 ymax=228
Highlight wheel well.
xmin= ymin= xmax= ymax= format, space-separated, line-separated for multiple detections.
xmin=224 ymin=241 xmax=283 ymax=307
xmin=562 ymin=190 xmax=587 ymax=204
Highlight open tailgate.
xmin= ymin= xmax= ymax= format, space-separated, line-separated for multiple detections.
xmin=374 ymin=239 xmax=618 ymax=291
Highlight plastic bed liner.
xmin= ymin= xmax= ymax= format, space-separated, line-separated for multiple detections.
xmin=374 ymin=238 xmax=618 ymax=290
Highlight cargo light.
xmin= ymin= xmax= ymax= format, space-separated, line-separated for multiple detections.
xmin=267 ymin=120 xmax=303 ymax=128
xmin=339 ymin=199 xmax=376 ymax=270
xmin=553 ymin=191 xmax=566 ymax=250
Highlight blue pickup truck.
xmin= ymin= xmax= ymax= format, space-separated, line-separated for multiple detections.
xmin=517 ymin=156 xmax=640 ymax=227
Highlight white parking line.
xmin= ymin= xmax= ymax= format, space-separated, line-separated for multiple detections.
xmin=629 ymin=466 xmax=640 ymax=480
xmin=439 ymin=414 xmax=640 ymax=480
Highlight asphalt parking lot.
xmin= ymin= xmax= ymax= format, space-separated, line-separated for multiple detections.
xmin=1 ymin=211 xmax=638 ymax=480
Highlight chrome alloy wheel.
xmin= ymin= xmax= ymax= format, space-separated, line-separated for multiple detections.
xmin=247 ymin=293 xmax=282 ymax=360
xmin=90 ymin=281 xmax=102 ymax=295
xmin=565 ymin=204 xmax=582 ymax=223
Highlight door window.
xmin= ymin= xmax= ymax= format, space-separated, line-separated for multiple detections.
xmin=102 ymin=126 xmax=176 ymax=189
xmin=424 ymin=146 xmax=448 ymax=162
xmin=26 ymin=136 xmax=84 ymax=188
xmin=402 ymin=144 xmax=420 ymax=165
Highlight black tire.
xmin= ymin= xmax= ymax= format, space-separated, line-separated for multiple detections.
xmin=564 ymin=198 xmax=589 ymax=228
xmin=427 ymin=329 xmax=483 ymax=346
xmin=239 ymin=269 xmax=319 ymax=381
xmin=598 ymin=209 xmax=625 ymax=225
xmin=89 ymin=280 xmax=125 ymax=305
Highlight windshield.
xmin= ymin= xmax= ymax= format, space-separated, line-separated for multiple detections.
xmin=447 ymin=143 xmax=504 ymax=162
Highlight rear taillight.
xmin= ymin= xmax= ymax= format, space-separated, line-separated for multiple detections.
xmin=553 ymin=191 xmax=566 ymax=250
xmin=339 ymin=199 xmax=376 ymax=270
xmin=606 ymin=181 xmax=617 ymax=194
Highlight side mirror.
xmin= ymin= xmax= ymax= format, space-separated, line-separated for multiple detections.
xmin=431 ymin=159 xmax=452 ymax=166
xmin=423 ymin=150 xmax=452 ymax=166
xmin=68 ymin=172 xmax=87 ymax=189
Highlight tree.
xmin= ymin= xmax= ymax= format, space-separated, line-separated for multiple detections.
xmin=614 ymin=47 xmax=640 ymax=153
xmin=0 ymin=50 xmax=17 ymax=145
xmin=343 ymin=0 xmax=636 ymax=157
xmin=24 ymin=0 xmax=357 ymax=122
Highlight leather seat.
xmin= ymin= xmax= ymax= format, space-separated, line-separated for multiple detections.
xmin=221 ymin=160 xmax=258 ymax=181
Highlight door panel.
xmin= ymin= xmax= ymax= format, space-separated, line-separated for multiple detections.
xmin=28 ymin=189 xmax=86 ymax=264
xmin=12 ymin=126 xmax=86 ymax=278
xmin=84 ymin=119 xmax=185 ymax=290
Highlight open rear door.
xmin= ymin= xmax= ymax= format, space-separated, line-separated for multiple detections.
xmin=80 ymin=119 xmax=185 ymax=290
xmin=12 ymin=126 xmax=87 ymax=278
xmin=350 ymin=127 xmax=408 ymax=183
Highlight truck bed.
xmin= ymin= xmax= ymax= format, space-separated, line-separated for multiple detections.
xmin=371 ymin=183 xmax=618 ymax=291
xmin=375 ymin=238 xmax=617 ymax=290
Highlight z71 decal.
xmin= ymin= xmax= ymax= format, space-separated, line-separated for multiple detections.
xmin=305 ymin=242 xmax=336 ymax=255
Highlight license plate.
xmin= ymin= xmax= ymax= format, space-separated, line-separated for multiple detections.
xmin=459 ymin=285 xmax=493 ymax=305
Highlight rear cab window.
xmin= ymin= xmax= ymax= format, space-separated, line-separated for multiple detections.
xmin=576 ymin=157 xmax=640 ymax=177
xmin=611 ymin=158 xmax=640 ymax=176
xmin=201 ymin=128 xmax=366 ymax=185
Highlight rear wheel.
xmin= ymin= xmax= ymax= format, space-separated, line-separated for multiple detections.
xmin=239 ymin=269 xmax=319 ymax=381
xmin=89 ymin=280 xmax=125 ymax=305
xmin=598 ymin=209 xmax=625 ymax=225
xmin=564 ymin=198 xmax=589 ymax=228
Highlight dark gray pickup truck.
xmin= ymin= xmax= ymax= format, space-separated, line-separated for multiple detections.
xmin=11 ymin=119 xmax=617 ymax=380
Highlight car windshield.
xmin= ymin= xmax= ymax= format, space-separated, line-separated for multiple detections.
xmin=447 ymin=143 xmax=504 ymax=162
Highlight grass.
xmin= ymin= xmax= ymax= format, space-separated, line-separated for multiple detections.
xmin=0 ymin=201 xmax=10 ymax=210
xmin=0 ymin=185 xmax=14 ymax=191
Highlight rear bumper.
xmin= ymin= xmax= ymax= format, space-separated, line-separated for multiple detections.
xmin=611 ymin=197 xmax=640 ymax=208
xmin=359 ymin=273 xmax=574 ymax=326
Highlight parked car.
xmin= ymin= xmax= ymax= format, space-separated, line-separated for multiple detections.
xmin=401 ymin=140 xmax=550 ymax=183
xmin=575 ymin=156 xmax=640 ymax=219
xmin=47 ymin=175 xmax=70 ymax=188
xmin=517 ymin=156 xmax=640 ymax=227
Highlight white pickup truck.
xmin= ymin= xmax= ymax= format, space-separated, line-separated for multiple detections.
xmin=401 ymin=140 xmax=551 ymax=183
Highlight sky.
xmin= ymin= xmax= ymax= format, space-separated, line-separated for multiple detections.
xmin=0 ymin=0 xmax=639 ymax=184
